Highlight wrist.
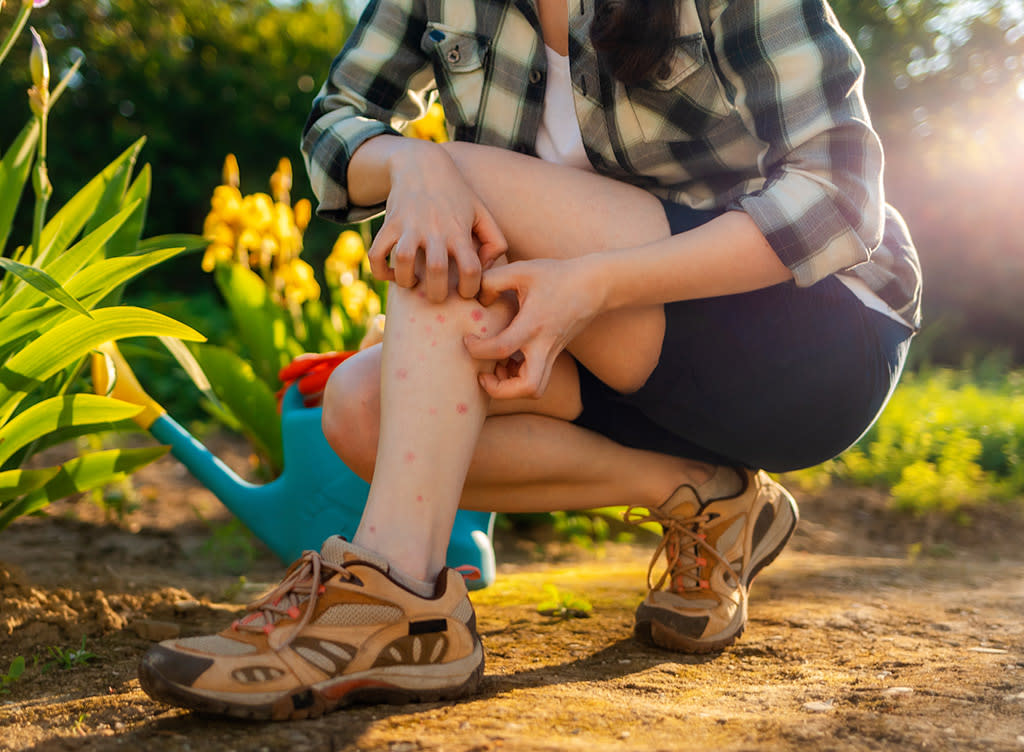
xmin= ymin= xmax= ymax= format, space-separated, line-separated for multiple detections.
xmin=572 ymin=253 xmax=615 ymax=316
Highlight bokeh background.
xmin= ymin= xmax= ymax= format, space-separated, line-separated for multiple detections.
xmin=2 ymin=0 xmax=1023 ymax=367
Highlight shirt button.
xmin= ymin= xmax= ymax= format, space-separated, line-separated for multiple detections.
xmin=529 ymin=69 xmax=542 ymax=84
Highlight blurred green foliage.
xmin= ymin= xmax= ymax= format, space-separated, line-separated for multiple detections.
xmin=0 ymin=0 xmax=351 ymax=291
xmin=790 ymin=366 xmax=1024 ymax=516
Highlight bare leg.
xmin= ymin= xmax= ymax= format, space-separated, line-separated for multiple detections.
xmin=329 ymin=149 xmax=727 ymax=580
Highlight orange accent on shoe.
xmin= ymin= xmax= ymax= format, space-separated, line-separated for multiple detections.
xmin=287 ymin=606 xmax=301 ymax=619
xmin=455 ymin=565 xmax=481 ymax=581
xmin=263 ymin=623 xmax=274 ymax=635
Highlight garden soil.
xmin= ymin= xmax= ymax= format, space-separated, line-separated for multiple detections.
xmin=2 ymin=433 xmax=1024 ymax=751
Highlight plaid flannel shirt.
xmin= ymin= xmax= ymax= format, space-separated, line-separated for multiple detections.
xmin=302 ymin=0 xmax=922 ymax=329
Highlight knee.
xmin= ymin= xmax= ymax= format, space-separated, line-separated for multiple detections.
xmin=321 ymin=346 xmax=380 ymax=479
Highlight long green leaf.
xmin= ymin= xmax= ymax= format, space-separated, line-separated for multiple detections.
xmin=0 ymin=202 xmax=140 ymax=317
xmin=0 ymin=467 xmax=60 ymax=503
xmin=190 ymin=343 xmax=283 ymax=473
xmin=0 ymin=394 xmax=143 ymax=468
xmin=0 ymin=119 xmax=39 ymax=255
xmin=0 ymin=257 xmax=92 ymax=317
xmin=0 ymin=306 xmax=204 ymax=425
xmin=0 ymin=292 xmax=105 ymax=357
xmin=105 ymin=163 xmax=151 ymax=260
xmin=134 ymin=233 xmax=209 ymax=256
xmin=37 ymin=139 xmax=146 ymax=265
xmin=215 ymin=264 xmax=299 ymax=386
xmin=0 ymin=493 xmax=50 ymax=530
xmin=0 ymin=446 xmax=168 ymax=530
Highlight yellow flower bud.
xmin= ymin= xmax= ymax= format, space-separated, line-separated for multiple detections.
xmin=222 ymin=154 xmax=240 ymax=188
xmin=29 ymin=28 xmax=49 ymax=93
xmin=294 ymin=199 xmax=312 ymax=233
xmin=330 ymin=230 xmax=366 ymax=269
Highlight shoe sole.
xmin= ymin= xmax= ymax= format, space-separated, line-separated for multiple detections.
xmin=635 ymin=485 xmax=800 ymax=654
xmin=138 ymin=644 xmax=485 ymax=721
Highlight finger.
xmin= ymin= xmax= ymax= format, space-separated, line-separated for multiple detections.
xmin=367 ymin=225 xmax=398 ymax=282
xmin=477 ymin=264 xmax=518 ymax=307
xmin=452 ymin=235 xmax=482 ymax=299
xmin=464 ymin=318 xmax=530 ymax=361
xmin=423 ymin=236 xmax=451 ymax=303
xmin=391 ymin=235 xmax=420 ymax=288
xmin=472 ymin=201 xmax=508 ymax=266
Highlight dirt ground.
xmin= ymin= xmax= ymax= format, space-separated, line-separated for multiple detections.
xmin=2 ymin=434 xmax=1024 ymax=751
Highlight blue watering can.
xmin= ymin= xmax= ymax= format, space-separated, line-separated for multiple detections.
xmin=91 ymin=343 xmax=496 ymax=589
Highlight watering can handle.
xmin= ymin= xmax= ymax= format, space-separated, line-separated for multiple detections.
xmin=91 ymin=342 xmax=166 ymax=429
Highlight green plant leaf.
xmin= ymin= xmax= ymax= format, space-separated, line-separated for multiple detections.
xmin=0 ymin=394 xmax=143 ymax=468
xmin=84 ymin=153 xmax=147 ymax=246
xmin=0 ymin=119 xmax=39 ymax=255
xmin=214 ymin=264 xmax=299 ymax=386
xmin=190 ymin=343 xmax=283 ymax=473
xmin=0 ymin=306 xmax=204 ymax=425
xmin=37 ymin=139 xmax=146 ymax=266
xmin=134 ymin=234 xmax=209 ymax=256
xmin=0 ymin=446 xmax=169 ymax=531
xmin=0 ymin=467 xmax=61 ymax=503
xmin=0 ymin=257 xmax=92 ymax=318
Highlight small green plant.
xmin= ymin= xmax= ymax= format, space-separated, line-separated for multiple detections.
xmin=537 ymin=584 xmax=592 ymax=619
xmin=71 ymin=712 xmax=88 ymax=735
xmin=196 ymin=512 xmax=257 ymax=575
xmin=42 ymin=635 xmax=97 ymax=673
xmin=0 ymin=655 xmax=25 ymax=693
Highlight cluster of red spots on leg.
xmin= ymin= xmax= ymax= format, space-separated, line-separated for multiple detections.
xmin=404 ymin=451 xmax=416 ymax=464
xmin=470 ymin=310 xmax=483 ymax=322
xmin=431 ymin=340 xmax=438 ymax=347
xmin=416 ymin=495 xmax=424 ymax=503
xmin=455 ymin=403 xmax=468 ymax=415
xmin=395 ymin=368 xmax=408 ymax=380
xmin=428 ymin=407 xmax=438 ymax=416
xmin=480 ymin=327 xmax=488 ymax=333
xmin=436 ymin=314 xmax=447 ymax=324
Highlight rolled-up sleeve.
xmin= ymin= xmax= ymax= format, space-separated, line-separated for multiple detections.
xmin=713 ymin=0 xmax=885 ymax=286
xmin=302 ymin=0 xmax=436 ymax=224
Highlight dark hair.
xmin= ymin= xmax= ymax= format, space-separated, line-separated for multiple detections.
xmin=589 ymin=0 xmax=680 ymax=85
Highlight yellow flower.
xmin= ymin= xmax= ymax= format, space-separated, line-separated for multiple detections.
xmin=209 ymin=185 xmax=243 ymax=224
xmin=222 ymin=154 xmax=240 ymax=188
xmin=241 ymin=193 xmax=274 ymax=232
xmin=331 ymin=230 xmax=366 ymax=266
xmin=407 ymin=101 xmax=448 ymax=143
xmin=278 ymin=258 xmax=320 ymax=305
xmin=201 ymin=242 xmax=233 ymax=272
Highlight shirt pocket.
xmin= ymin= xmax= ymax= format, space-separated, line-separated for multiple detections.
xmin=421 ymin=23 xmax=490 ymax=129
xmin=624 ymin=34 xmax=732 ymax=143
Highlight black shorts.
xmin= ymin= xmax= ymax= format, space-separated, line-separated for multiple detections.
xmin=571 ymin=201 xmax=914 ymax=473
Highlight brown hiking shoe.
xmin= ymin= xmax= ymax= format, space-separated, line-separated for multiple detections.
xmin=627 ymin=468 xmax=798 ymax=653
xmin=138 ymin=537 xmax=484 ymax=720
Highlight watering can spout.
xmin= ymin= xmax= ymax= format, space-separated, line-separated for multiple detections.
xmin=91 ymin=342 xmax=267 ymax=512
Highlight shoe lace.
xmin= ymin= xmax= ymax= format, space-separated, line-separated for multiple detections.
xmin=232 ymin=549 xmax=351 ymax=642
xmin=624 ymin=502 xmax=741 ymax=606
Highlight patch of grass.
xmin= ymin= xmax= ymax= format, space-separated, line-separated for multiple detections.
xmin=42 ymin=636 xmax=97 ymax=673
xmin=788 ymin=368 xmax=1024 ymax=517
xmin=537 ymin=584 xmax=593 ymax=619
